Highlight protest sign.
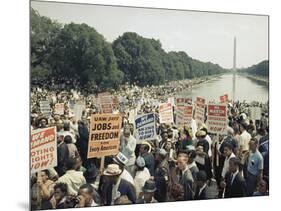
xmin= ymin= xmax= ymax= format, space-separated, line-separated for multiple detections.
xmin=159 ymin=102 xmax=174 ymax=124
xmin=249 ymin=106 xmax=262 ymax=120
xmin=195 ymin=97 xmax=206 ymax=125
xmin=220 ymin=94 xmax=229 ymax=103
xmin=168 ymin=97 xmax=175 ymax=106
xmin=31 ymin=127 xmax=57 ymax=173
xmin=98 ymin=93 xmax=113 ymax=113
xmin=87 ymin=114 xmax=122 ymax=158
xmin=40 ymin=101 xmax=52 ymax=117
xmin=176 ymin=97 xmax=192 ymax=106
xmin=206 ymin=104 xmax=227 ymax=134
xmin=74 ymin=101 xmax=86 ymax=120
xmin=176 ymin=105 xmax=193 ymax=126
xmin=135 ymin=113 xmax=157 ymax=141
xmin=54 ymin=103 xmax=64 ymax=115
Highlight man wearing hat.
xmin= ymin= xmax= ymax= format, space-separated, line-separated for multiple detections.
xmin=113 ymin=152 xmax=135 ymax=186
xmin=136 ymin=180 xmax=158 ymax=203
xmin=36 ymin=116 xmax=49 ymax=128
xmin=134 ymin=156 xmax=151 ymax=198
xmin=159 ymin=129 xmax=169 ymax=149
xmin=195 ymin=130 xmax=209 ymax=155
xmin=154 ymin=148 xmax=169 ymax=202
xmin=102 ymin=164 xmax=136 ymax=205
xmin=139 ymin=142 xmax=155 ymax=177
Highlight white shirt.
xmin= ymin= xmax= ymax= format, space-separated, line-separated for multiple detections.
xmin=120 ymin=135 xmax=137 ymax=166
xmin=57 ymin=170 xmax=86 ymax=195
xmin=205 ymin=134 xmax=212 ymax=157
xmin=198 ymin=183 xmax=207 ymax=196
xmin=134 ymin=167 xmax=151 ymax=197
xmin=191 ymin=119 xmax=198 ymax=140
xmin=120 ymin=169 xmax=135 ymax=186
xmin=230 ymin=170 xmax=239 ymax=185
xmin=240 ymin=130 xmax=251 ymax=152
xmin=221 ymin=153 xmax=236 ymax=178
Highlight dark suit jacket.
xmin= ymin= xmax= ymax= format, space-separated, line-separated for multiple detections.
xmin=225 ymin=172 xmax=247 ymax=198
xmin=194 ymin=186 xmax=208 ymax=200
xmin=104 ymin=179 xmax=136 ymax=205
xmin=178 ymin=169 xmax=194 ymax=200
xmin=142 ymin=152 xmax=155 ymax=176
xmin=55 ymin=142 xmax=69 ymax=176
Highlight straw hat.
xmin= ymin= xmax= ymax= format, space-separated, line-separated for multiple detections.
xmin=141 ymin=141 xmax=152 ymax=153
xmin=195 ymin=130 xmax=207 ymax=137
xmin=103 ymin=164 xmax=122 ymax=176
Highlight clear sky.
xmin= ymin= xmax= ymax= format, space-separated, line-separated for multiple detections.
xmin=31 ymin=0 xmax=268 ymax=69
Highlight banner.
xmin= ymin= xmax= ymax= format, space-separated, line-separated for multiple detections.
xmin=159 ymin=102 xmax=174 ymax=124
xmin=206 ymin=104 xmax=227 ymax=134
xmin=40 ymin=101 xmax=52 ymax=117
xmin=195 ymin=97 xmax=206 ymax=125
xmin=31 ymin=127 xmax=57 ymax=173
xmin=220 ymin=94 xmax=229 ymax=103
xmin=98 ymin=93 xmax=113 ymax=113
xmin=176 ymin=105 xmax=193 ymax=126
xmin=135 ymin=113 xmax=157 ymax=141
xmin=249 ymin=107 xmax=262 ymax=120
xmin=54 ymin=103 xmax=64 ymax=115
xmin=176 ymin=97 xmax=192 ymax=106
xmin=87 ymin=114 xmax=122 ymax=158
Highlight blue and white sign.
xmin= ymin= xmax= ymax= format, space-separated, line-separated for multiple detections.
xmin=135 ymin=113 xmax=157 ymax=142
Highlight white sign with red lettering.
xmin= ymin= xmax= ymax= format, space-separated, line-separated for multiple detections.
xmin=159 ymin=102 xmax=174 ymax=124
xmin=206 ymin=104 xmax=227 ymax=134
xmin=54 ymin=103 xmax=64 ymax=115
xmin=195 ymin=97 xmax=206 ymax=125
xmin=176 ymin=105 xmax=193 ymax=126
xmin=31 ymin=127 xmax=57 ymax=173
xmin=176 ymin=97 xmax=192 ymax=106
xmin=220 ymin=94 xmax=229 ymax=103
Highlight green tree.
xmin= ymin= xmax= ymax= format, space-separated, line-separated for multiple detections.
xmin=48 ymin=23 xmax=123 ymax=90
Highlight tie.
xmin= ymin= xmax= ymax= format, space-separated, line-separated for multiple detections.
xmin=230 ymin=173 xmax=234 ymax=185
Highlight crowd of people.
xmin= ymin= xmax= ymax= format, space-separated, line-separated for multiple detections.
xmin=30 ymin=78 xmax=269 ymax=210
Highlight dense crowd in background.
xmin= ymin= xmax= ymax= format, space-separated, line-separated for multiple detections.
xmin=30 ymin=78 xmax=269 ymax=210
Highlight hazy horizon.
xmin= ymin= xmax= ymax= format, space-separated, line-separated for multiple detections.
xmin=31 ymin=0 xmax=268 ymax=69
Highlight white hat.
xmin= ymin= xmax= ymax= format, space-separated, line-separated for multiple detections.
xmin=136 ymin=156 xmax=145 ymax=167
xmin=157 ymin=148 xmax=168 ymax=157
xmin=113 ymin=152 xmax=128 ymax=166
xmin=103 ymin=164 xmax=122 ymax=176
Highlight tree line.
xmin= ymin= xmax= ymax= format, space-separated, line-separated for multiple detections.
xmin=31 ymin=8 xmax=228 ymax=90
xmin=237 ymin=60 xmax=269 ymax=77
